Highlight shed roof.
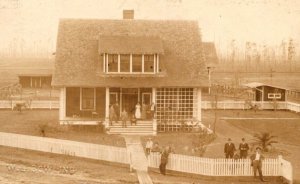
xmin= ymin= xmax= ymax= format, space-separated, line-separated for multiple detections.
xmin=98 ymin=35 xmax=164 ymax=54
xmin=243 ymin=82 xmax=289 ymax=90
xmin=53 ymin=19 xmax=208 ymax=87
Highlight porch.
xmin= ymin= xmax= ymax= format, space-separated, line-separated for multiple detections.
xmin=58 ymin=87 xmax=203 ymax=134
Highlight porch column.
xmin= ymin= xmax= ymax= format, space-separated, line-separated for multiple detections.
xmin=152 ymin=87 xmax=157 ymax=135
xmin=197 ymin=88 xmax=202 ymax=122
xmin=105 ymin=87 xmax=110 ymax=128
xmin=59 ymin=87 xmax=66 ymax=122
xmin=152 ymin=88 xmax=156 ymax=103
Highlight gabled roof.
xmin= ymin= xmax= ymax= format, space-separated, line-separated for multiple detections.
xmin=98 ymin=35 xmax=164 ymax=54
xmin=243 ymin=82 xmax=288 ymax=90
xmin=53 ymin=19 xmax=208 ymax=87
xmin=202 ymin=42 xmax=218 ymax=66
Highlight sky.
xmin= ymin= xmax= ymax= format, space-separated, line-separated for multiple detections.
xmin=0 ymin=0 xmax=300 ymax=57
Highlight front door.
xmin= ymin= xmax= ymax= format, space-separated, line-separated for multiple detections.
xmin=142 ymin=93 xmax=151 ymax=106
xmin=121 ymin=88 xmax=138 ymax=115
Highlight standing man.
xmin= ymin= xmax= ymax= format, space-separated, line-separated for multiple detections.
xmin=239 ymin=138 xmax=250 ymax=159
xmin=109 ymin=104 xmax=116 ymax=126
xmin=113 ymin=102 xmax=120 ymax=121
xmin=150 ymin=102 xmax=156 ymax=119
xmin=250 ymin=147 xmax=266 ymax=182
xmin=159 ymin=146 xmax=172 ymax=175
xmin=120 ymin=109 xmax=128 ymax=128
xmin=224 ymin=138 xmax=236 ymax=158
xmin=145 ymin=138 xmax=153 ymax=156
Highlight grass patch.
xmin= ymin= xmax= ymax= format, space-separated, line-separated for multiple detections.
xmin=227 ymin=119 xmax=300 ymax=147
xmin=0 ymin=110 xmax=125 ymax=147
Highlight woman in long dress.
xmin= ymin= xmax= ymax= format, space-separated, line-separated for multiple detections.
xmin=135 ymin=102 xmax=141 ymax=119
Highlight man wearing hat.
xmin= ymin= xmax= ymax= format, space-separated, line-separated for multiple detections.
xmin=224 ymin=138 xmax=236 ymax=158
xmin=250 ymin=147 xmax=266 ymax=182
xmin=239 ymin=138 xmax=250 ymax=159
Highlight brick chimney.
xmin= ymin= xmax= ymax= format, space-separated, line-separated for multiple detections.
xmin=123 ymin=10 xmax=134 ymax=19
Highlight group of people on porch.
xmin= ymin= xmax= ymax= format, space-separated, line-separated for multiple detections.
xmin=109 ymin=101 xmax=156 ymax=127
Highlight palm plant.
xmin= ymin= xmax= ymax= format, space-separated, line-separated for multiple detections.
xmin=252 ymin=132 xmax=278 ymax=152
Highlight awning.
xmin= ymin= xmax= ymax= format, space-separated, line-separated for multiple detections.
xmin=98 ymin=35 xmax=164 ymax=54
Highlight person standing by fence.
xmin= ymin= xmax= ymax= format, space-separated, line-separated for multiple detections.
xmin=159 ymin=146 xmax=172 ymax=175
xmin=224 ymin=138 xmax=236 ymax=158
xmin=250 ymin=147 xmax=267 ymax=182
xmin=239 ymin=138 xmax=249 ymax=158
xmin=145 ymin=138 xmax=153 ymax=156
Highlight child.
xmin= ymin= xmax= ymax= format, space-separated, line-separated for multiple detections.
xmin=130 ymin=114 xmax=137 ymax=126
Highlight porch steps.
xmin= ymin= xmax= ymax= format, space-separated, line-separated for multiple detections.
xmin=108 ymin=120 xmax=154 ymax=135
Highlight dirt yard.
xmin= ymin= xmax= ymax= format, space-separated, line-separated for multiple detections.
xmin=0 ymin=146 xmax=138 ymax=184
xmin=0 ymin=110 xmax=126 ymax=147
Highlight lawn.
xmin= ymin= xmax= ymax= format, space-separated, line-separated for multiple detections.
xmin=0 ymin=110 xmax=126 ymax=147
xmin=202 ymin=109 xmax=300 ymax=183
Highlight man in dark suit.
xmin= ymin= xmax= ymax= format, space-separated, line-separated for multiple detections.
xmin=250 ymin=147 xmax=267 ymax=182
xmin=239 ymin=138 xmax=250 ymax=158
xmin=224 ymin=138 xmax=236 ymax=158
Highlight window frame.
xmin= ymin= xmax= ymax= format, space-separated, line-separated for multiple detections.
xmin=104 ymin=54 xmax=159 ymax=74
xmin=267 ymin=93 xmax=281 ymax=99
xmin=80 ymin=87 xmax=96 ymax=111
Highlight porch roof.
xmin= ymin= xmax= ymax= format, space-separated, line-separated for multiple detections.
xmin=98 ymin=35 xmax=164 ymax=54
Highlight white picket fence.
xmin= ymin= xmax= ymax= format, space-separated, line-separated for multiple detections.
xmin=0 ymin=132 xmax=293 ymax=183
xmin=0 ymin=100 xmax=59 ymax=109
xmin=148 ymin=153 xmax=293 ymax=183
xmin=0 ymin=132 xmax=128 ymax=164
xmin=202 ymin=100 xmax=300 ymax=113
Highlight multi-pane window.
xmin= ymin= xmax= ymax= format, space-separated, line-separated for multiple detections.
xmin=103 ymin=54 xmax=159 ymax=74
xmin=81 ymin=88 xmax=95 ymax=110
xmin=268 ymin=93 xmax=281 ymax=99
xmin=144 ymin=54 xmax=154 ymax=73
xmin=156 ymin=88 xmax=197 ymax=132
xmin=108 ymin=54 xmax=118 ymax=72
xmin=132 ymin=54 xmax=142 ymax=72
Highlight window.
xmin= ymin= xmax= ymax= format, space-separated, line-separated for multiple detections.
xmin=144 ymin=54 xmax=155 ymax=73
xmin=108 ymin=54 xmax=118 ymax=72
xmin=120 ymin=54 xmax=130 ymax=72
xmin=81 ymin=88 xmax=95 ymax=110
xmin=132 ymin=54 xmax=142 ymax=72
xmin=104 ymin=54 xmax=159 ymax=74
xmin=268 ymin=93 xmax=281 ymax=99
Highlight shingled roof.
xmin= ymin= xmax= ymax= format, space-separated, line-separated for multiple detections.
xmin=98 ymin=35 xmax=164 ymax=54
xmin=53 ymin=19 xmax=208 ymax=87
xmin=202 ymin=42 xmax=218 ymax=66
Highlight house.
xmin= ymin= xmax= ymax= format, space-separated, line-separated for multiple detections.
xmin=243 ymin=82 xmax=288 ymax=102
xmin=0 ymin=58 xmax=54 ymax=88
xmin=52 ymin=12 xmax=208 ymax=134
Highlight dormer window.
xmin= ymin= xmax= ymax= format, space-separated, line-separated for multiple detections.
xmin=99 ymin=35 xmax=164 ymax=75
xmin=103 ymin=53 xmax=160 ymax=74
